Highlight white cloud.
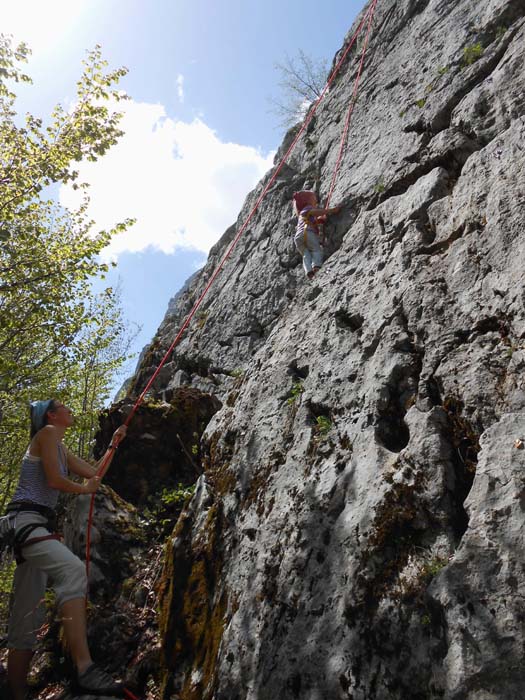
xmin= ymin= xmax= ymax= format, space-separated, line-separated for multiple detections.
xmin=59 ymin=99 xmax=275 ymax=259
xmin=0 ymin=1 xmax=88 ymax=56
xmin=176 ymin=74 xmax=185 ymax=103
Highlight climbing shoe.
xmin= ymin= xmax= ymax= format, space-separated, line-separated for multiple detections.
xmin=75 ymin=663 xmax=124 ymax=696
xmin=307 ymin=270 xmax=315 ymax=279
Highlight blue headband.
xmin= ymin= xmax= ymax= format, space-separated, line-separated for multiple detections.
xmin=30 ymin=399 xmax=54 ymax=434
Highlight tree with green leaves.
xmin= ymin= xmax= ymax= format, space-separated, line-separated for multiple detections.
xmin=65 ymin=285 xmax=140 ymax=461
xmin=0 ymin=35 xmax=135 ymax=508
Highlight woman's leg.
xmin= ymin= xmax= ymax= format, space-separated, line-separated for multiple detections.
xmin=8 ymin=516 xmax=122 ymax=696
xmin=306 ymin=230 xmax=323 ymax=270
xmin=7 ymin=557 xmax=47 ymax=699
xmin=8 ymin=515 xmax=90 ymax=672
xmin=20 ymin=536 xmax=90 ymax=670
xmin=60 ymin=597 xmax=92 ymax=673
xmin=294 ymin=235 xmax=313 ymax=275
xmin=7 ymin=650 xmax=34 ymax=700
xmin=8 ymin=597 xmax=92 ymax=693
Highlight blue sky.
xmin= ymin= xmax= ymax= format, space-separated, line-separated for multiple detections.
xmin=2 ymin=0 xmax=366 ymax=391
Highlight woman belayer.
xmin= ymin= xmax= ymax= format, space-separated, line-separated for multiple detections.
xmin=5 ymin=399 xmax=127 ymax=698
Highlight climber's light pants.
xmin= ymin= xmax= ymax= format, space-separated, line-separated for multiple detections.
xmin=7 ymin=512 xmax=87 ymax=650
xmin=294 ymin=229 xmax=323 ymax=275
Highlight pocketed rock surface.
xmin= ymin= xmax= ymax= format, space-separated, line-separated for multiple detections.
xmin=111 ymin=0 xmax=525 ymax=698
xmin=125 ymin=0 xmax=525 ymax=700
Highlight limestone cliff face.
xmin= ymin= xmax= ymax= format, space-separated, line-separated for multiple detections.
xmin=131 ymin=1 xmax=525 ymax=698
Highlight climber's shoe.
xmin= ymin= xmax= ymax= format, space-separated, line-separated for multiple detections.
xmin=312 ymin=266 xmax=321 ymax=275
xmin=75 ymin=663 xmax=124 ymax=697
xmin=307 ymin=270 xmax=315 ymax=279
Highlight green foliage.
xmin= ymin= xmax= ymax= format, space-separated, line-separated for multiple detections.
xmin=462 ymin=42 xmax=484 ymax=67
xmin=437 ymin=66 xmax=450 ymax=76
xmin=420 ymin=555 xmax=447 ymax=579
xmin=495 ymin=26 xmax=507 ymax=40
xmin=0 ymin=559 xmax=16 ymax=629
xmin=191 ymin=444 xmax=199 ymax=455
xmin=374 ymin=178 xmax=385 ymax=194
xmin=415 ymin=97 xmax=427 ymax=109
xmin=196 ymin=311 xmax=208 ymax=329
xmin=160 ymin=483 xmax=196 ymax=507
xmin=63 ymin=286 xmax=140 ymax=460
xmin=287 ymin=380 xmax=304 ymax=405
xmin=0 ymin=36 xmax=134 ymax=508
xmin=142 ymin=483 xmax=198 ymax=541
xmin=315 ymin=415 xmax=332 ymax=436
xmin=229 ymin=368 xmax=244 ymax=379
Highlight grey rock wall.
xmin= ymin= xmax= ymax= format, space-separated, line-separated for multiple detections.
xmin=130 ymin=0 xmax=525 ymax=698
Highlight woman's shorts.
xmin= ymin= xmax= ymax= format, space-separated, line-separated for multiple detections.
xmin=7 ymin=511 xmax=87 ymax=650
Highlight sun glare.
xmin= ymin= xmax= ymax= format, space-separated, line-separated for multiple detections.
xmin=0 ymin=0 xmax=89 ymax=55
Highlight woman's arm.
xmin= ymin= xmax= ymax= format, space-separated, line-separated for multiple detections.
xmin=66 ymin=450 xmax=97 ymax=479
xmin=39 ymin=427 xmax=99 ymax=494
xmin=67 ymin=425 xmax=127 ymax=479
xmin=94 ymin=425 xmax=127 ymax=478
xmin=308 ymin=205 xmax=342 ymax=218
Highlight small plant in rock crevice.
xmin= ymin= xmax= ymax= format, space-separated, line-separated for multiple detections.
xmin=315 ymin=415 xmax=332 ymax=437
xmin=420 ymin=554 xmax=448 ymax=580
xmin=141 ymin=483 xmax=197 ymax=540
xmin=381 ymin=545 xmax=451 ymax=608
xmin=196 ymin=311 xmax=208 ymax=329
xmin=287 ymin=380 xmax=304 ymax=405
xmin=462 ymin=42 xmax=484 ymax=67
xmin=374 ymin=178 xmax=385 ymax=194
xmin=160 ymin=483 xmax=196 ymax=507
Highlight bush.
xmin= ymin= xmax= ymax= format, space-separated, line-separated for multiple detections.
xmin=462 ymin=42 xmax=484 ymax=67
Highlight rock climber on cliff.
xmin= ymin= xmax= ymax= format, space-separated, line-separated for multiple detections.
xmin=3 ymin=399 xmax=127 ymax=699
xmin=292 ymin=190 xmax=342 ymax=279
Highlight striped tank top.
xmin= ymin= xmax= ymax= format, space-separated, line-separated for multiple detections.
xmin=10 ymin=444 xmax=68 ymax=510
xmin=294 ymin=205 xmax=318 ymax=241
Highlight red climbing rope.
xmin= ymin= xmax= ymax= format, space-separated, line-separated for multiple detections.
xmin=325 ymin=0 xmax=378 ymax=208
xmin=85 ymin=0 xmax=379 ymax=579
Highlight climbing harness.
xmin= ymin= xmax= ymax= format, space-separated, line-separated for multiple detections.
xmin=3 ymin=502 xmax=60 ymax=565
xmin=7 ymin=503 xmax=62 ymax=564
xmin=85 ymin=0 xmax=379 ymax=582
xmin=301 ymin=208 xmax=321 ymax=247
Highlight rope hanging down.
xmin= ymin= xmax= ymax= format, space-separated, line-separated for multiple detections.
xmin=85 ymin=0 xmax=379 ymax=578
xmin=325 ymin=0 xmax=378 ymax=208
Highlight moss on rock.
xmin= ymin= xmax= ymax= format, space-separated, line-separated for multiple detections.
xmin=158 ymin=499 xmax=227 ymax=700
